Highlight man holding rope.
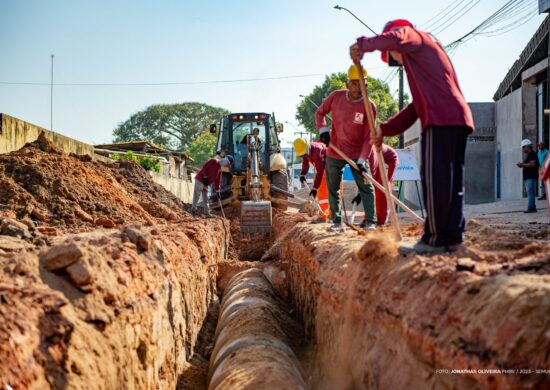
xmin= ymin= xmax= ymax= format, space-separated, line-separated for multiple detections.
xmin=315 ymin=65 xmax=378 ymax=233
xmin=350 ymin=19 xmax=474 ymax=253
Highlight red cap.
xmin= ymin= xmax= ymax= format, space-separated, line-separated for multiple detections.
xmin=381 ymin=19 xmax=414 ymax=63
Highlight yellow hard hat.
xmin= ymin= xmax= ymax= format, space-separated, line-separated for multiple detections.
xmin=347 ymin=65 xmax=368 ymax=81
xmin=293 ymin=138 xmax=308 ymax=157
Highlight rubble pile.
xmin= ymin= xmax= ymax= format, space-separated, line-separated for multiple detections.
xmin=0 ymin=133 xmax=188 ymax=231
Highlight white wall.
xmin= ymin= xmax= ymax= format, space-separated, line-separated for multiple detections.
xmin=496 ymin=89 xmax=523 ymax=200
xmin=151 ymin=173 xmax=194 ymax=203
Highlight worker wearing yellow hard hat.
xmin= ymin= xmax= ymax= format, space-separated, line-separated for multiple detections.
xmin=293 ymin=137 xmax=330 ymax=220
xmin=313 ymin=65 xmax=378 ymax=233
xmin=347 ymin=64 xmax=367 ymax=80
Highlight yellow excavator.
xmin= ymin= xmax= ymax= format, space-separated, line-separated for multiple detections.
xmin=209 ymin=113 xmax=290 ymax=234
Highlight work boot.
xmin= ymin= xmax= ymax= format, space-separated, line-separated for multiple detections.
xmin=398 ymin=239 xmax=447 ymax=255
xmin=523 ymin=209 xmax=537 ymax=213
xmin=538 ymin=195 xmax=546 ymax=200
xmin=363 ymin=222 xmax=377 ymax=231
xmin=327 ymin=223 xmax=345 ymax=233
xmin=203 ymin=212 xmax=214 ymax=219
xmin=190 ymin=209 xmax=197 ymax=218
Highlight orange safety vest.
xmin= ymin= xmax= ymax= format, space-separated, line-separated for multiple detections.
xmin=316 ymin=171 xmax=331 ymax=220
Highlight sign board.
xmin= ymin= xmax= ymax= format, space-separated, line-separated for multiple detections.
xmin=394 ymin=149 xmax=420 ymax=181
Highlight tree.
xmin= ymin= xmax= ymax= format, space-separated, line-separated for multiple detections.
xmin=113 ymin=102 xmax=229 ymax=151
xmin=295 ymin=73 xmax=401 ymax=147
xmin=185 ymin=130 xmax=218 ymax=167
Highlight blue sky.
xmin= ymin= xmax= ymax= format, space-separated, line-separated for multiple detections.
xmin=0 ymin=0 xmax=546 ymax=147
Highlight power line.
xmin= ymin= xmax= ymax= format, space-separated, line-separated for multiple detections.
xmin=446 ymin=0 xmax=538 ymax=50
xmin=431 ymin=0 xmax=481 ymax=36
xmin=0 ymin=72 xmax=326 ymax=87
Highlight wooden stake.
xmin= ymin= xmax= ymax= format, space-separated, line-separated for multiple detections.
xmin=354 ymin=62 xmax=403 ymax=240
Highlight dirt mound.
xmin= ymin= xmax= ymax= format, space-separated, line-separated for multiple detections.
xmin=0 ymin=133 xmax=189 ymax=230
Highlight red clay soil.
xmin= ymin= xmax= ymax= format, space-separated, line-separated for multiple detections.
xmin=0 ymin=134 xmax=230 ymax=389
xmin=0 ymin=133 xmax=189 ymax=231
xmin=270 ymin=213 xmax=550 ymax=389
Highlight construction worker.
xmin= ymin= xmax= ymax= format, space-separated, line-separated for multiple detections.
xmin=191 ymin=155 xmax=233 ymax=217
xmin=353 ymin=144 xmax=399 ymax=226
xmin=351 ymin=19 xmax=474 ymax=253
xmin=294 ymin=138 xmax=330 ymax=219
xmin=240 ymin=128 xmax=262 ymax=145
xmin=315 ymin=65 xmax=377 ymax=232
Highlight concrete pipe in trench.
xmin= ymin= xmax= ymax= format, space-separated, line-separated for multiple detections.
xmin=208 ymin=268 xmax=306 ymax=389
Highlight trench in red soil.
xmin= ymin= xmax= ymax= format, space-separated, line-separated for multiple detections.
xmin=183 ymin=206 xmax=311 ymax=389
xmin=184 ymin=205 xmax=550 ymax=389
xmin=1 ymin=135 xmax=548 ymax=389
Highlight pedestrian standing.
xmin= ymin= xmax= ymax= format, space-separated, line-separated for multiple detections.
xmin=517 ymin=139 xmax=539 ymax=213
xmin=351 ymin=19 xmax=474 ymax=253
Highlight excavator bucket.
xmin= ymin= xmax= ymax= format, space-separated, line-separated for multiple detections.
xmin=240 ymin=200 xmax=272 ymax=234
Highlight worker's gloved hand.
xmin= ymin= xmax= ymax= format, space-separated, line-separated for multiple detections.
xmin=319 ymin=131 xmax=330 ymax=146
xmin=299 ymin=176 xmax=307 ymax=185
xmin=201 ymin=177 xmax=209 ymax=186
xmin=357 ymin=158 xmax=368 ymax=175
xmin=351 ymin=194 xmax=361 ymax=206
xmin=309 ymin=188 xmax=317 ymax=198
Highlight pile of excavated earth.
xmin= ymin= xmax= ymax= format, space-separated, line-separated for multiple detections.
xmin=1 ymin=134 xmax=549 ymax=389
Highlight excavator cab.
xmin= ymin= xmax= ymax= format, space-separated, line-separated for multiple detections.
xmin=212 ymin=113 xmax=289 ymax=234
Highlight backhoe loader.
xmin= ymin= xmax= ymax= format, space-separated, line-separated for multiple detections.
xmin=209 ymin=112 xmax=289 ymax=234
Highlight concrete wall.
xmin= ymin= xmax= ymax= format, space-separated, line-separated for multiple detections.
xmin=151 ymin=172 xmax=194 ymax=204
xmin=465 ymin=103 xmax=496 ymax=205
xmin=496 ymin=89 xmax=524 ymax=200
xmin=400 ymin=103 xmax=496 ymax=207
xmin=0 ymin=114 xmax=95 ymax=156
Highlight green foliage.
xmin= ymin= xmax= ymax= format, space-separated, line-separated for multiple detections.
xmin=109 ymin=153 xmax=120 ymax=161
xmin=113 ymin=102 xmax=229 ymax=151
xmin=137 ymin=156 xmax=161 ymax=173
xmin=123 ymin=150 xmax=137 ymax=161
xmin=185 ymin=130 xmax=218 ymax=167
xmin=296 ymin=72 xmax=399 ymax=137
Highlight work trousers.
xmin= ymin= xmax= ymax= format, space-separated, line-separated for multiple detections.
xmin=421 ymin=126 xmax=468 ymax=246
xmin=191 ymin=180 xmax=209 ymax=213
xmin=326 ymin=156 xmax=376 ymax=224
xmin=524 ymin=179 xmax=537 ymax=211
xmin=374 ymin=161 xmax=397 ymax=225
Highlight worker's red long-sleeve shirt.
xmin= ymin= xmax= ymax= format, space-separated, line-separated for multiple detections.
xmin=368 ymin=145 xmax=399 ymax=179
xmin=357 ymin=26 xmax=474 ymax=136
xmin=315 ymin=89 xmax=376 ymax=161
xmin=300 ymin=141 xmax=326 ymax=189
xmin=195 ymin=158 xmax=222 ymax=192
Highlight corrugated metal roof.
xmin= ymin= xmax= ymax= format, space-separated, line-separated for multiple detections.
xmin=493 ymin=16 xmax=550 ymax=101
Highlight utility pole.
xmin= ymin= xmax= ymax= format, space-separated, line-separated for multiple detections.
xmin=398 ymin=67 xmax=404 ymax=148
xmin=50 ymin=54 xmax=54 ymax=131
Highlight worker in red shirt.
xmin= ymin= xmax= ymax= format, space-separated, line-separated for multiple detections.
xmin=353 ymin=144 xmax=399 ymax=226
xmin=315 ymin=65 xmax=377 ymax=232
xmin=191 ymin=155 xmax=233 ymax=217
xmin=294 ymin=138 xmax=326 ymax=197
xmin=350 ymin=19 xmax=474 ymax=253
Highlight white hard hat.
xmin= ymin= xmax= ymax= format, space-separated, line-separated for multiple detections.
xmin=520 ymin=139 xmax=532 ymax=148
